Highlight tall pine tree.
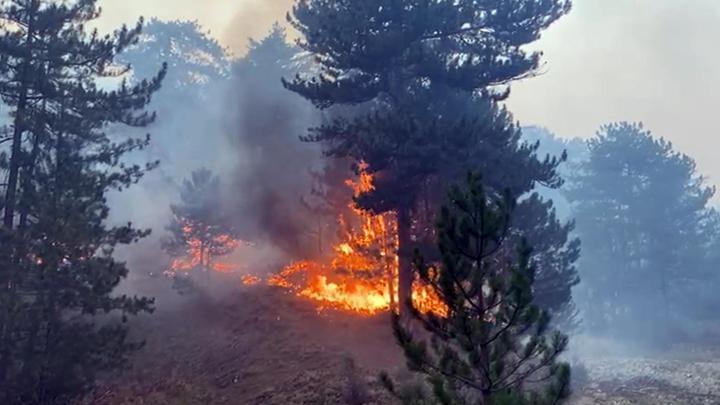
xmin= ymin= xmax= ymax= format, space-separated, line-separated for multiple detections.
xmin=566 ymin=122 xmax=717 ymax=340
xmin=0 ymin=1 xmax=164 ymax=402
xmin=284 ymin=0 xmax=578 ymax=319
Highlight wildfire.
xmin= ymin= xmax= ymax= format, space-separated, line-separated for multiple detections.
xmin=268 ymin=164 xmax=448 ymax=317
xmin=163 ymin=164 xmax=447 ymax=317
xmin=242 ymin=274 xmax=261 ymax=286
xmin=166 ymin=219 xmax=243 ymax=276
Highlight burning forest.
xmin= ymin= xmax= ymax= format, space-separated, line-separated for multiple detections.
xmin=255 ymin=165 xmax=445 ymax=317
xmin=163 ymin=161 xmax=446 ymax=317
xmin=3 ymin=1 xmax=720 ymax=405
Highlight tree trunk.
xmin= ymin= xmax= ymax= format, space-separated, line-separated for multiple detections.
xmin=2 ymin=3 xmax=36 ymax=229
xmin=0 ymin=5 xmax=36 ymax=385
xmin=382 ymin=223 xmax=396 ymax=312
xmin=3 ymin=88 xmax=29 ymax=229
xmin=482 ymin=390 xmax=493 ymax=405
xmin=18 ymin=127 xmax=43 ymax=231
xmin=397 ymin=207 xmax=413 ymax=316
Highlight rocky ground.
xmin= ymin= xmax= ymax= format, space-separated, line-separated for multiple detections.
xmin=85 ymin=277 xmax=720 ymax=404
xmin=570 ymin=350 xmax=720 ymax=404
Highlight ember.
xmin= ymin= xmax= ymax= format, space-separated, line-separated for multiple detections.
xmin=242 ymin=275 xmax=261 ymax=286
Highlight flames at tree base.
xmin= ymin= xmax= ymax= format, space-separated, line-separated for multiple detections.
xmin=264 ymin=260 xmax=447 ymax=317
xmin=183 ymin=164 xmax=447 ymax=317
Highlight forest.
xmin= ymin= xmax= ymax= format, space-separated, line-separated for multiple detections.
xmin=1 ymin=1 xmax=719 ymax=404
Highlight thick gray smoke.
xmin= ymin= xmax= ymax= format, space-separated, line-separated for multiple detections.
xmin=107 ymin=21 xmax=325 ymax=279
xmin=222 ymin=28 xmax=324 ymax=260
xmin=221 ymin=0 xmax=297 ymax=54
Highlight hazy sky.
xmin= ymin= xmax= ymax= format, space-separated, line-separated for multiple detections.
xmin=97 ymin=0 xmax=720 ymax=189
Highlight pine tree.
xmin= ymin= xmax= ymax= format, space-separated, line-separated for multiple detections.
xmin=284 ymin=0 xmax=577 ymax=317
xmin=382 ymin=173 xmax=571 ymax=405
xmin=0 ymin=1 xmax=165 ymax=402
xmin=163 ymin=168 xmax=239 ymax=288
xmin=566 ymin=122 xmax=716 ymax=339
xmin=116 ymin=18 xmax=231 ymax=186
xmin=301 ymin=157 xmax=356 ymax=257
xmin=119 ymin=18 xmax=230 ymax=96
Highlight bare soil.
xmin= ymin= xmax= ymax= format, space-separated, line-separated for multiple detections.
xmin=85 ymin=276 xmax=720 ymax=404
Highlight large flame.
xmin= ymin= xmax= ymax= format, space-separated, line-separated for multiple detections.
xmin=163 ymin=164 xmax=446 ymax=317
xmin=270 ymin=164 xmax=447 ymax=317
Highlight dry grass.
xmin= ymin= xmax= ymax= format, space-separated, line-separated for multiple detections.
xmin=86 ymin=275 xmax=720 ymax=405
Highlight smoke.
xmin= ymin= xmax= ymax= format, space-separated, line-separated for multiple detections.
xmin=222 ymin=29 xmax=324 ymax=260
xmin=95 ymin=0 xmax=296 ymax=56
xmin=97 ymin=9 xmax=330 ymax=289
xmin=221 ymin=0 xmax=296 ymax=54
xmin=95 ymin=0 xmax=720 ymax=196
xmin=508 ymin=0 xmax=720 ymax=198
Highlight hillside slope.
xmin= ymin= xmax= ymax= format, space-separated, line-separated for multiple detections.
xmin=85 ymin=277 xmax=720 ymax=404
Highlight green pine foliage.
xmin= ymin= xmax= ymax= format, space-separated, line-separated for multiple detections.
xmin=284 ymin=0 xmax=578 ymax=321
xmin=0 ymin=1 xmax=165 ymax=402
xmin=119 ymin=18 xmax=230 ymax=94
xmin=382 ymin=173 xmax=571 ymax=405
xmin=566 ymin=122 xmax=718 ymax=339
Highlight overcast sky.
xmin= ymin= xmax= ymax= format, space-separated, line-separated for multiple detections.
xmin=97 ymin=0 xmax=720 ymax=190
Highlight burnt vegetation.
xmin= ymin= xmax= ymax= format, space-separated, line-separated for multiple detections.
xmin=0 ymin=0 xmax=719 ymax=404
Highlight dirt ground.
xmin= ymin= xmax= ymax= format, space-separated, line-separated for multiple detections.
xmin=85 ymin=276 xmax=720 ymax=404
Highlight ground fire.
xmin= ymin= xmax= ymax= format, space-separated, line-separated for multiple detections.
xmin=165 ymin=219 xmax=243 ymax=276
xmin=266 ymin=166 xmax=447 ymax=316
xmin=163 ymin=165 xmax=446 ymax=316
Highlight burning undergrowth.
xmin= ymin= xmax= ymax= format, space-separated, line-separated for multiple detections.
xmin=263 ymin=165 xmax=446 ymax=317
xmin=157 ymin=28 xmax=445 ymax=318
xmin=164 ymin=163 xmax=446 ymax=317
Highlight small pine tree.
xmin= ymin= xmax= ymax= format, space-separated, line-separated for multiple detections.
xmin=163 ymin=168 xmax=239 ymax=288
xmin=382 ymin=173 xmax=571 ymax=405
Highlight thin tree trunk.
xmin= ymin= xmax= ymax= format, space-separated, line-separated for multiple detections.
xmin=18 ymin=115 xmax=44 ymax=231
xmin=19 ymin=289 xmax=45 ymax=392
xmin=397 ymin=207 xmax=413 ymax=316
xmin=3 ymin=100 xmax=27 ymax=229
xmin=0 ymin=3 xmax=37 ymax=385
xmin=382 ymin=221 xmax=396 ymax=312
xmin=3 ymin=2 xmax=36 ymax=229
xmin=318 ymin=223 xmax=323 ymax=255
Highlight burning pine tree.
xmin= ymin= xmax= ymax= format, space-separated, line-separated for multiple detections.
xmin=163 ymin=168 xmax=241 ymax=288
xmin=284 ymin=0 xmax=579 ymax=323
xmin=270 ymin=163 xmax=446 ymax=316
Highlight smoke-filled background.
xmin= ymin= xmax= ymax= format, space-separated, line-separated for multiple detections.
xmin=1 ymin=1 xmax=711 ymax=403
xmin=4 ymin=0 xmax=720 ymax=402
xmin=98 ymin=0 xmax=720 ymax=339
xmin=103 ymin=16 xmax=330 ymax=281
xmin=95 ymin=0 xmax=720 ymax=195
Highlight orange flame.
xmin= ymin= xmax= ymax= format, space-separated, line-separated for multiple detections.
xmin=166 ymin=218 xmax=243 ymax=276
xmin=269 ymin=164 xmax=447 ymax=317
xmin=242 ymin=274 xmax=261 ymax=286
